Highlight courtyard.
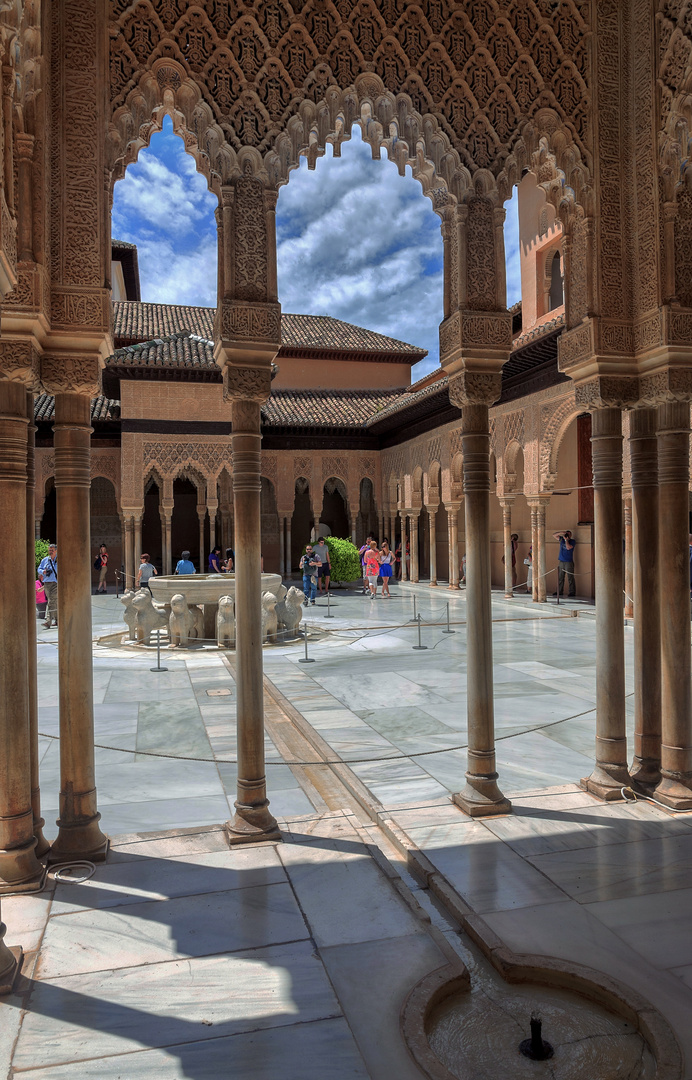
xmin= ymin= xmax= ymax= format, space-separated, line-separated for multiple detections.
xmin=1 ymin=584 xmax=691 ymax=1078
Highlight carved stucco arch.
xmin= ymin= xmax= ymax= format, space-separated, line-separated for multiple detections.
xmin=451 ymin=451 xmax=463 ymax=501
xmin=174 ymin=464 xmax=207 ymax=502
xmin=425 ymin=460 xmax=441 ymax=507
xmin=541 ymin=399 xmax=581 ymax=492
xmin=502 ymin=438 xmax=524 ymax=494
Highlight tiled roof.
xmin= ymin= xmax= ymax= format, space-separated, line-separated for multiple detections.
xmin=112 ymin=302 xmax=425 ymax=359
xmin=113 ymin=302 xmax=214 ymax=344
xmin=512 ymin=311 xmax=564 ymax=351
xmin=108 ymin=331 xmax=217 ymax=370
xmin=262 ymin=389 xmax=403 ymax=428
xmin=112 ymin=239 xmax=137 ymax=251
xmin=34 ymin=395 xmax=118 ymax=422
xmin=366 ymin=376 xmax=450 ymax=428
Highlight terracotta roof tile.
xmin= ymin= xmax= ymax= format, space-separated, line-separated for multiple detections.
xmin=108 ymin=331 xmax=217 ymax=370
xmin=112 ymin=302 xmax=425 ymax=358
xmin=34 ymin=395 xmax=118 ymax=422
xmin=262 ymin=389 xmax=403 ymax=428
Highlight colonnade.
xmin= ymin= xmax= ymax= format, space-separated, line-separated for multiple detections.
xmin=121 ymin=497 xmax=236 ymax=587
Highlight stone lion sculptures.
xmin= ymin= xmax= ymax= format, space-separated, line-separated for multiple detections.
xmin=276 ymin=585 xmax=304 ymax=638
xmin=169 ymin=593 xmax=204 ymax=648
xmin=261 ymin=590 xmax=278 ymax=643
xmin=216 ymin=595 xmax=235 ymax=648
xmin=120 ymin=589 xmax=138 ymax=641
xmin=131 ymin=589 xmax=167 ymax=646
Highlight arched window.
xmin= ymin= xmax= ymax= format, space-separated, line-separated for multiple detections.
xmin=549 ymin=251 xmax=563 ymax=310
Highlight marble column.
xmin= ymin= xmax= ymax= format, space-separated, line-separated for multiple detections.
xmin=453 ymin=402 xmax=510 ymax=817
xmin=124 ymin=514 xmax=134 ymax=589
xmin=400 ymin=513 xmax=408 ymax=580
xmin=654 ymin=403 xmax=692 ymax=808
xmin=285 ymin=519 xmax=291 ymax=577
xmin=162 ymin=506 xmax=173 ymax=576
xmin=449 ymin=506 xmax=460 ymax=587
xmin=427 ymin=507 xmax=437 ymax=585
xmin=501 ymin=499 xmax=513 ymax=598
xmin=537 ymin=499 xmax=548 ymax=603
xmin=583 ymin=407 xmax=630 ymax=800
xmin=225 ymin=391 xmax=279 ymax=844
xmin=133 ymin=513 xmax=142 ymax=574
xmin=279 ymin=516 xmax=285 ymax=579
xmin=378 ymin=512 xmax=384 ymax=543
xmin=25 ymin=392 xmax=47 ymax=857
xmin=208 ymin=501 xmax=218 ymax=554
xmin=530 ymin=504 xmax=539 ymax=602
xmin=410 ymin=512 xmax=420 ymax=582
xmin=0 ymin=381 xmax=44 ymax=890
xmin=197 ymin=506 xmax=206 ymax=573
xmin=623 ymin=494 xmax=633 ymax=618
xmin=50 ymin=393 xmax=108 ymax=861
xmin=629 ymin=409 xmax=661 ymax=791
xmin=350 ymin=516 xmax=357 ymax=546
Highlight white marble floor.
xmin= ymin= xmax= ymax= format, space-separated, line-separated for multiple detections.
xmin=3 ymin=584 xmax=690 ymax=1077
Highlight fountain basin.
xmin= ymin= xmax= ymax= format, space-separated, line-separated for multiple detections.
xmin=149 ymin=572 xmax=282 ymax=605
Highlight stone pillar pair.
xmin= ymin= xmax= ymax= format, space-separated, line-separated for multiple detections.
xmin=583 ymin=403 xmax=692 ymax=808
xmin=527 ymin=498 xmax=549 ymax=602
xmin=399 ymin=511 xmax=408 ymax=580
xmin=409 ymin=512 xmax=420 ymax=582
xmin=445 ymin=504 xmax=460 ymax=587
xmin=500 ymin=498 xmax=514 ymax=598
xmin=426 ymin=505 xmax=438 ymax=585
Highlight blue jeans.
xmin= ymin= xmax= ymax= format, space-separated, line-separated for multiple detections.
xmin=303 ymin=574 xmax=316 ymax=602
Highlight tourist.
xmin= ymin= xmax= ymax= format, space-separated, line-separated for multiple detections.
xmin=300 ymin=544 xmax=321 ymax=606
xmin=136 ymin=553 xmax=157 ymax=592
xmin=223 ymin=548 xmax=234 ymax=572
xmin=359 ymin=533 xmax=376 ymax=594
xmin=364 ymin=539 xmax=381 ymax=598
xmin=395 ymin=539 xmax=402 ymax=579
xmin=553 ymin=529 xmax=576 ymax=597
xmin=524 ymin=545 xmax=533 ymax=594
xmin=501 ymin=533 xmax=519 ymax=589
xmin=461 ymin=552 xmax=466 ymax=585
xmin=313 ymin=535 xmax=331 ymax=594
xmin=94 ymin=544 xmax=109 ymax=593
xmin=208 ymin=546 xmax=222 ymax=573
xmin=37 ymin=543 xmax=58 ymax=629
xmin=175 ymin=550 xmax=196 ymax=575
xmin=379 ymin=541 xmax=394 ymax=597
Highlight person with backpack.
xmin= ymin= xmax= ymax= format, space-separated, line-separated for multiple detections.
xmin=37 ymin=544 xmax=58 ymax=628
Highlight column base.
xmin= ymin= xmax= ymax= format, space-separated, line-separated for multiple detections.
xmin=0 ymin=838 xmax=46 ymax=894
xmin=47 ymin=818 xmax=109 ymax=865
xmin=33 ymin=823 xmax=50 ymax=861
xmin=453 ymin=777 xmax=512 ymax=818
xmin=0 ymin=944 xmax=22 ymax=995
xmin=225 ymin=801 xmax=281 ymax=846
xmin=652 ymin=776 xmax=692 ymax=810
xmin=580 ymin=764 xmax=631 ymax=801
xmin=429 ymin=581 xmax=438 ymax=587
xmin=504 ymin=592 xmax=513 ymax=599
xmin=629 ymin=757 xmax=661 ymax=793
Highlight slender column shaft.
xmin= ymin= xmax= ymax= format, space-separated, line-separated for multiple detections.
xmin=502 ymin=501 xmax=513 ymax=598
xmin=0 ymin=381 xmax=43 ymax=887
xmin=286 ymin=520 xmax=291 ymax=577
xmin=209 ymin=506 xmax=217 ymax=554
xmin=454 ymin=403 xmax=510 ymax=816
xmin=428 ymin=510 xmax=437 ymax=585
xmin=351 ymin=516 xmax=357 ymax=545
xmin=446 ymin=511 xmax=453 ymax=585
xmin=279 ymin=516 xmax=285 ymax=579
xmin=124 ymin=516 xmax=134 ymax=589
xmin=537 ymin=502 xmax=547 ymax=603
xmin=655 ymin=403 xmax=692 ymax=808
xmin=629 ymin=409 xmax=661 ymax=790
xmin=50 ymin=393 xmax=108 ymax=860
xmin=164 ymin=511 xmax=172 ymax=576
xmin=16 ymin=133 xmax=34 ymax=262
xmin=623 ymin=495 xmax=633 ymax=618
xmin=530 ymin=506 xmax=539 ymax=602
xmin=450 ymin=510 xmax=460 ymax=587
xmin=400 ymin=514 xmax=408 ymax=580
xmin=227 ymin=399 xmax=279 ymax=842
xmin=197 ymin=510 xmax=206 ymax=573
xmin=410 ymin=514 xmax=419 ymax=582
xmin=378 ymin=513 xmax=384 ymax=542
xmin=583 ymin=407 xmax=629 ymax=800
xmin=133 ymin=515 xmax=142 ymax=573
xmin=25 ymin=392 xmax=47 ymax=857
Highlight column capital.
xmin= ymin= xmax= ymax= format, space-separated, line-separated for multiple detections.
xmin=215 ymin=300 xmax=281 ymax=370
xmin=41 ymin=354 xmax=102 ymax=398
xmin=0 ymin=339 xmax=41 ymax=390
xmin=222 ymin=364 xmax=273 ymax=405
xmin=574 ymin=375 xmax=639 ymax=411
xmin=440 ymin=311 xmax=512 ymax=375
xmin=448 ymin=370 xmax=502 ymax=408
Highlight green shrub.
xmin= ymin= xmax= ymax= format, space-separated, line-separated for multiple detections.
xmin=35 ymin=539 xmax=50 ymax=573
xmin=325 ymin=536 xmax=361 ymax=583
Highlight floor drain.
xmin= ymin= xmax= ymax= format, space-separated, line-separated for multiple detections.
xmin=206 ymin=688 xmax=231 ymax=696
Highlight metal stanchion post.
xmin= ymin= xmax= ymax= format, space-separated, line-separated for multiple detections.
xmin=412 ymin=612 xmax=428 ymax=650
xmin=324 ymin=591 xmax=334 ymax=618
xmin=299 ymin=627 xmax=315 ymax=664
xmin=150 ymin=629 xmax=168 ymax=673
xmin=442 ymin=601 xmax=455 ymax=634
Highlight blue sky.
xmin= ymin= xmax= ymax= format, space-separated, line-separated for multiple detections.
xmin=112 ymin=115 xmax=521 ymax=381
